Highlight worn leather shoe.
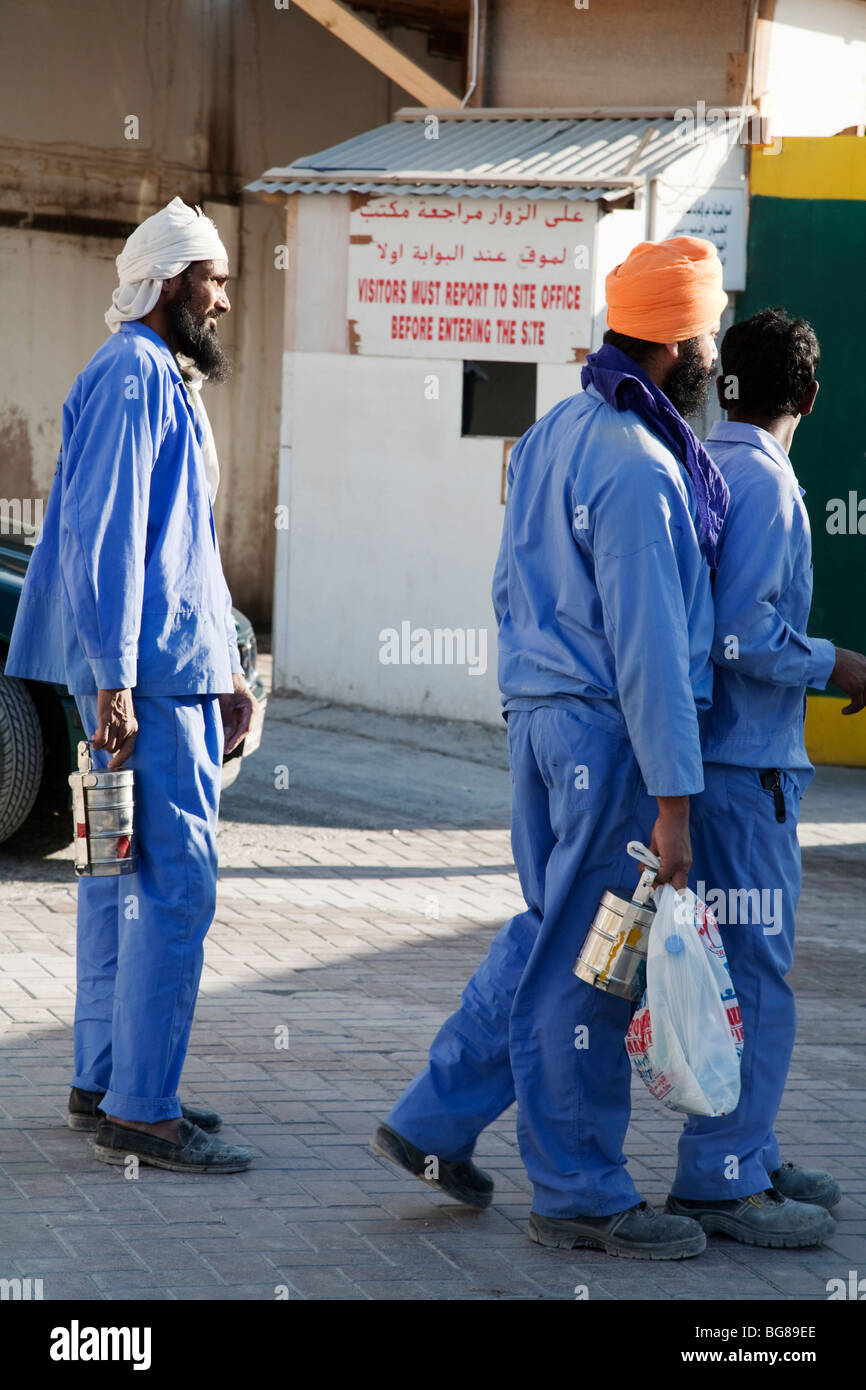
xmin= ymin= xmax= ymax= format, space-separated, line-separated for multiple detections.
xmin=666 ymin=1188 xmax=836 ymax=1247
xmin=68 ymin=1086 xmax=222 ymax=1134
xmin=371 ymin=1122 xmax=494 ymax=1208
xmin=529 ymin=1202 xmax=706 ymax=1260
xmin=94 ymin=1117 xmax=252 ymax=1173
xmin=771 ymin=1160 xmax=841 ymax=1210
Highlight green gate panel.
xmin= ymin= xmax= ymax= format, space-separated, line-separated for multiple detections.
xmin=737 ymin=194 xmax=866 ymax=654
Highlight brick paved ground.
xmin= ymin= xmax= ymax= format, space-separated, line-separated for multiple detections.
xmin=0 ymin=662 xmax=864 ymax=1301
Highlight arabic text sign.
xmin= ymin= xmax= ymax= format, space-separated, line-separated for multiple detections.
xmin=347 ymin=195 xmax=596 ymax=362
xmin=668 ymin=185 xmax=747 ymax=292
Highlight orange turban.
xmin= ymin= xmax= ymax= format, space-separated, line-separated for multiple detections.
xmin=605 ymin=236 xmax=728 ymax=343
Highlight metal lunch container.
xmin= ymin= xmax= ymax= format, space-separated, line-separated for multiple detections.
xmin=68 ymin=740 xmax=138 ymax=876
xmin=573 ymin=841 xmax=659 ymax=1000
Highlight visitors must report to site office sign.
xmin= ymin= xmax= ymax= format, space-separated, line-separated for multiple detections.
xmin=347 ymin=195 xmax=597 ymax=362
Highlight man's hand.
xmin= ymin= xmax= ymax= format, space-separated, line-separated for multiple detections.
xmin=830 ymin=647 xmax=866 ymax=715
xmin=649 ymin=794 xmax=691 ymax=891
xmin=93 ymin=689 xmax=138 ymax=769
xmin=219 ymin=673 xmax=257 ymax=755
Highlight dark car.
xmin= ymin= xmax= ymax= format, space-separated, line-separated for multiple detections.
xmin=0 ymin=536 xmax=266 ymax=845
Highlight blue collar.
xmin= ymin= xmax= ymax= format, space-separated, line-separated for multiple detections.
xmin=118 ymin=321 xmax=182 ymax=383
xmin=707 ymin=419 xmax=794 ymax=473
xmin=706 ymin=419 xmax=805 ymax=496
xmin=581 ymin=344 xmax=730 ymax=569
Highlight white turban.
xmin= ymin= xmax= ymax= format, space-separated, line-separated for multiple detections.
xmin=105 ymin=195 xmax=229 ymax=333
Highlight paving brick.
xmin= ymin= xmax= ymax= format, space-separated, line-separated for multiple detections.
xmin=0 ymin=700 xmax=863 ymax=1301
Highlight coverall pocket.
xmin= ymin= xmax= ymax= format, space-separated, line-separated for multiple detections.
xmin=536 ymin=707 xmax=638 ymax=826
xmin=756 ymin=768 xmax=803 ymax=825
xmin=690 ymin=762 xmax=734 ymax=822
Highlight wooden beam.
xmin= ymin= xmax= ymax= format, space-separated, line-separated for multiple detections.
xmin=289 ymin=0 xmax=462 ymax=108
xmin=349 ymin=1 xmax=469 ymax=35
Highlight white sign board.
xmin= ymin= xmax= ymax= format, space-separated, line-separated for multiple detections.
xmin=347 ymin=194 xmax=596 ymax=362
xmin=667 ymin=184 xmax=748 ymax=292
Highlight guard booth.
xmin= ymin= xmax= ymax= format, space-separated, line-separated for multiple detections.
xmin=248 ymin=109 xmax=747 ymax=726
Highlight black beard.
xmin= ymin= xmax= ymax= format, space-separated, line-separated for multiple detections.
xmin=662 ymin=338 xmax=714 ymax=419
xmin=167 ymin=290 xmax=231 ymax=383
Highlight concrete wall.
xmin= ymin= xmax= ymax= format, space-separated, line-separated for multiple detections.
xmin=277 ymin=350 xmax=506 ymax=722
xmin=0 ymin=0 xmax=464 ymax=624
xmin=0 ymin=227 xmax=119 ymax=513
xmin=486 ymin=0 xmax=752 ymax=109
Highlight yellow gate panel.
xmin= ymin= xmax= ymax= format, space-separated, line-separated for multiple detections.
xmin=805 ymin=694 xmax=866 ymax=767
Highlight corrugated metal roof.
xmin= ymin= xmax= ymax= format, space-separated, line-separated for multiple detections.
xmin=246 ymin=116 xmax=734 ymax=202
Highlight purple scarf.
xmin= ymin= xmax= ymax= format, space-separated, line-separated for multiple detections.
xmin=581 ymin=344 xmax=729 ymax=569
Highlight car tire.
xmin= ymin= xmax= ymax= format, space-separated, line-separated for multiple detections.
xmin=0 ymin=670 xmax=45 ymax=844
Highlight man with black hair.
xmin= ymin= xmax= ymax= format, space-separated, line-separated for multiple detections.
xmin=665 ymin=307 xmax=866 ymax=1245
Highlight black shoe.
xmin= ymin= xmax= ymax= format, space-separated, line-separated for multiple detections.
xmin=93 ymin=1117 xmax=252 ymax=1174
xmin=529 ymin=1203 xmax=706 ymax=1260
xmin=771 ymin=1160 xmax=841 ymax=1210
xmin=68 ymin=1086 xmax=222 ymax=1134
xmin=666 ymin=1188 xmax=836 ymax=1248
xmin=371 ymin=1122 xmax=494 ymax=1209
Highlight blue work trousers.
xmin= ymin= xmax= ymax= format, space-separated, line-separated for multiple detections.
xmin=71 ymin=692 xmax=223 ymax=1121
xmin=673 ymin=762 xmax=807 ymax=1198
xmin=387 ymin=706 xmax=657 ymax=1218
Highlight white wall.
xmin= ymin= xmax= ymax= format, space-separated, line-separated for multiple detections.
xmin=764 ymin=0 xmax=866 ymax=136
xmin=274 ymin=352 xmax=506 ymax=725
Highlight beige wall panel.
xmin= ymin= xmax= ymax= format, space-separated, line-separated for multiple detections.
xmin=488 ymin=0 xmax=750 ymax=109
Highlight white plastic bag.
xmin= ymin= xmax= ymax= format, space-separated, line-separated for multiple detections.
xmin=625 ymin=884 xmax=744 ymax=1116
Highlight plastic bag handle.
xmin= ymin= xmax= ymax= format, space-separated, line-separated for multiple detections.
xmin=626 ymin=841 xmax=660 ymax=906
xmin=627 ymin=841 xmax=660 ymax=872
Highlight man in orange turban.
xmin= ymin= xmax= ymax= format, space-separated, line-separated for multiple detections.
xmin=605 ymin=235 xmax=728 ymax=343
xmin=375 ymin=240 xmax=761 ymax=1262
xmin=587 ymin=236 xmax=731 ymax=567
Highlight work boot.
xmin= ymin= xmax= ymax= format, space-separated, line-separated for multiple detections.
xmin=771 ymin=1160 xmax=841 ymax=1210
xmin=529 ymin=1202 xmax=706 ymax=1260
xmin=371 ymin=1122 xmax=494 ymax=1209
xmin=665 ymin=1188 xmax=836 ymax=1247
xmin=68 ymin=1086 xmax=222 ymax=1134
xmin=94 ymin=1117 xmax=252 ymax=1174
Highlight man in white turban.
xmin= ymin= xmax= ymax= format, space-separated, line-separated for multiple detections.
xmin=6 ymin=197 xmax=257 ymax=1173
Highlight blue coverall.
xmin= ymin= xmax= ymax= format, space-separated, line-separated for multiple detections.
xmin=6 ymin=322 xmax=240 ymax=1121
xmin=673 ymin=420 xmax=836 ymax=1198
xmin=386 ymin=384 xmax=715 ymax=1218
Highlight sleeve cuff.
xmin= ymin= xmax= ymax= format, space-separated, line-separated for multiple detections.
xmin=806 ymin=638 xmax=836 ymax=691
xmin=643 ymin=778 xmax=704 ymax=797
xmin=89 ymin=656 xmax=137 ymax=690
xmin=226 ymin=619 xmax=242 ymax=675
